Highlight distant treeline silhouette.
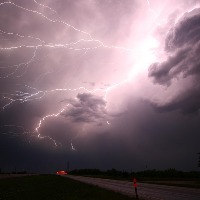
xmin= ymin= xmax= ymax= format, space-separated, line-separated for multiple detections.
xmin=70 ymin=168 xmax=200 ymax=179
xmin=0 ymin=169 xmax=27 ymax=174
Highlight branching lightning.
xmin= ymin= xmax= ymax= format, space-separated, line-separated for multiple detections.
xmin=0 ymin=0 xmax=157 ymax=150
xmin=35 ymin=106 xmax=68 ymax=147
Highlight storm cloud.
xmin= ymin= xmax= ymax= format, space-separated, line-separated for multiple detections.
xmin=149 ymin=8 xmax=200 ymax=113
xmin=62 ymin=93 xmax=107 ymax=123
xmin=0 ymin=0 xmax=200 ymax=173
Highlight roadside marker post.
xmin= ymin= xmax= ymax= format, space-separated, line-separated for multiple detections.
xmin=133 ymin=178 xmax=139 ymax=199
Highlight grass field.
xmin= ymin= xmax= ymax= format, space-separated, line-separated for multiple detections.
xmin=140 ymin=179 xmax=200 ymax=188
xmin=0 ymin=175 xmax=136 ymax=200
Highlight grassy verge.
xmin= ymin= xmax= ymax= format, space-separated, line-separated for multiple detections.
xmin=140 ymin=179 xmax=200 ymax=189
xmin=0 ymin=175 xmax=136 ymax=200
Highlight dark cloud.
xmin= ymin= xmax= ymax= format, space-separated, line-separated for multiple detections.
xmin=62 ymin=93 xmax=107 ymax=123
xmin=149 ymin=8 xmax=200 ymax=113
xmin=148 ymin=47 xmax=189 ymax=85
xmin=0 ymin=0 xmax=200 ymax=173
xmin=151 ymin=86 xmax=200 ymax=114
xmin=72 ymin=99 xmax=200 ymax=171
xmin=165 ymin=8 xmax=200 ymax=51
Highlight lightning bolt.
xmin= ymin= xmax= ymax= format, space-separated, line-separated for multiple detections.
xmin=35 ymin=106 xmax=68 ymax=147
xmin=145 ymin=0 xmax=157 ymax=17
xmin=70 ymin=139 xmax=76 ymax=151
xmin=0 ymin=0 xmax=157 ymax=150
xmin=0 ymin=125 xmax=32 ymax=138
xmin=0 ymin=124 xmax=59 ymax=146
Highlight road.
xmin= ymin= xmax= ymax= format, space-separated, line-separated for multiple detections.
xmin=65 ymin=175 xmax=200 ymax=200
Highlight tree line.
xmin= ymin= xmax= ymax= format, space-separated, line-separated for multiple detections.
xmin=70 ymin=168 xmax=200 ymax=180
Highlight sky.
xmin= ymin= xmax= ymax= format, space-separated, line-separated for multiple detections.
xmin=0 ymin=0 xmax=200 ymax=173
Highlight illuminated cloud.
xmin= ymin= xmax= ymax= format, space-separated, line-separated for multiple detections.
xmin=0 ymin=0 xmax=200 ymax=172
xmin=149 ymin=8 xmax=200 ymax=113
xmin=62 ymin=93 xmax=107 ymax=123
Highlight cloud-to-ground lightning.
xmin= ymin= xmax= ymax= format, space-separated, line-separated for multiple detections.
xmin=0 ymin=0 xmax=155 ymax=150
xmin=0 ymin=0 xmax=171 ymax=150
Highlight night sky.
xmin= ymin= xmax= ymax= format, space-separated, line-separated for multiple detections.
xmin=0 ymin=0 xmax=200 ymax=173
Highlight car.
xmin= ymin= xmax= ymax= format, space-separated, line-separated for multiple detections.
xmin=56 ymin=170 xmax=68 ymax=175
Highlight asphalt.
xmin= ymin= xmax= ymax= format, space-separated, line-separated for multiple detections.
xmin=65 ymin=175 xmax=200 ymax=200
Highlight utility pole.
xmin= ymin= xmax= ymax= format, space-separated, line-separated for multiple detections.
xmin=67 ymin=161 xmax=70 ymax=171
